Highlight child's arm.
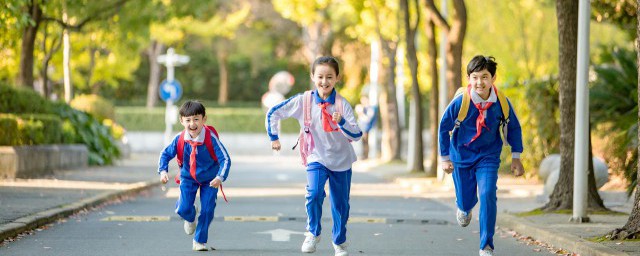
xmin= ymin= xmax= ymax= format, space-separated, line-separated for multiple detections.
xmin=335 ymin=101 xmax=363 ymax=141
xmin=505 ymin=99 xmax=524 ymax=156
xmin=210 ymin=132 xmax=231 ymax=183
xmin=265 ymin=94 xmax=303 ymax=142
xmin=438 ymin=98 xmax=459 ymax=160
xmin=158 ymin=134 xmax=180 ymax=179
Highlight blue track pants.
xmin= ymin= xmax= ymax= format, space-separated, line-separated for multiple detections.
xmin=452 ymin=162 xmax=498 ymax=250
xmin=305 ymin=165 xmax=352 ymax=245
xmin=175 ymin=178 xmax=218 ymax=244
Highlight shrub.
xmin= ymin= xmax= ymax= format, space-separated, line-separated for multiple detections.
xmin=0 ymin=83 xmax=51 ymax=114
xmin=0 ymin=113 xmax=63 ymax=145
xmin=115 ymin=106 xmax=300 ymax=133
xmin=70 ymin=94 xmax=115 ymax=122
xmin=0 ymin=114 xmax=20 ymax=145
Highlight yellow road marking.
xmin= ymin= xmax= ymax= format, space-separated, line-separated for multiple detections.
xmin=101 ymin=216 xmax=170 ymax=222
xmin=224 ymin=216 xmax=279 ymax=222
xmin=349 ymin=217 xmax=386 ymax=223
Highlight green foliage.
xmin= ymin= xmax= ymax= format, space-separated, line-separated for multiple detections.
xmin=0 ymin=114 xmax=20 ymax=145
xmin=0 ymin=82 xmax=120 ymax=165
xmin=0 ymin=82 xmax=52 ymax=113
xmin=115 ymin=106 xmax=300 ymax=133
xmin=70 ymin=94 xmax=116 ymax=122
xmin=498 ymin=78 xmax=560 ymax=177
xmin=51 ymin=102 xmax=120 ymax=165
xmin=590 ymin=47 xmax=638 ymax=196
xmin=592 ymin=0 xmax=637 ymax=39
xmin=0 ymin=113 xmax=63 ymax=145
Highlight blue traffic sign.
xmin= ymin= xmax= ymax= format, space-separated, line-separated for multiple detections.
xmin=159 ymin=79 xmax=183 ymax=102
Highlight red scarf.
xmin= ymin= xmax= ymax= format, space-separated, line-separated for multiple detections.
xmin=318 ymin=102 xmax=339 ymax=132
xmin=465 ymin=85 xmax=493 ymax=146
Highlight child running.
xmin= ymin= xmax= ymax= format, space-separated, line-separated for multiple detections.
xmin=439 ymin=55 xmax=524 ymax=256
xmin=265 ymin=56 xmax=362 ymax=256
xmin=158 ymin=100 xmax=231 ymax=251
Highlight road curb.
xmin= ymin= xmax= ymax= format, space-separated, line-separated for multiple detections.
xmin=497 ymin=213 xmax=628 ymax=256
xmin=0 ymin=180 xmax=160 ymax=242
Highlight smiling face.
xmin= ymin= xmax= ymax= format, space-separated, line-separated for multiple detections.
xmin=468 ymin=69 xmax=496 ymax=100
xmin=311 ymin=64 xmax=340 ymax=99
xmin=180 ymin=114 xmax=207 ymax=138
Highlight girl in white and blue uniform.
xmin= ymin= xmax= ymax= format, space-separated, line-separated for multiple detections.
xmin=266 ymin=56 xmax=361 ymax=256
xmin=439 ymin=56 xmax=524 ymax=256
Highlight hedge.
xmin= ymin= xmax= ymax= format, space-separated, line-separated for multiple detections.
xmin=115 ymin=106 xmax=300 ymax=133
xmin=0 ymin=113 xmax=63 ymax=145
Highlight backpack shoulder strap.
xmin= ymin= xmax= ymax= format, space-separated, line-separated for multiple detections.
xmin=455 ymin=87 xmax=470 ymax=128
xmin=495 ymin=88 xmax=510 ymax=121
xmin=203 ymin=126 xmax=219 ymax=162
xmin=303 ymin=90 xmax=313 ymax=128
xmin=176 ymin=131 xmax=185 ymax=167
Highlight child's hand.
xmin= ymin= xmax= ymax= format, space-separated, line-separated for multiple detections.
xmin=271 ymin=140 xmax=281 ymax=151
xmin=210 ymin=177 xmax=222 ymax=188
xmin=511 ymin=159 xmax=525 ymax=177
xmin=442 ymin=161 xmax=454 ymax=174
xmin=160 ymin=171 xmax=169 ymax=184
xmin=332 ymin=112 xmax=342 ymax=123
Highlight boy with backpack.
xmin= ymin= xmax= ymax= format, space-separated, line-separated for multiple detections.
xmin=438 ymin=56 xmax=524 ymax=256
xmin=158 ymin=100 xmax=231 ymax=251
xmin=266 ymin=56 xmax=362 ymax=256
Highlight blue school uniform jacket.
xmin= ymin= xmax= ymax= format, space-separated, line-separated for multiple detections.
xmin=438 ymin=90 xmax=523 ymax=168
xmin=158 ymin=129 xmax=231 ymax=183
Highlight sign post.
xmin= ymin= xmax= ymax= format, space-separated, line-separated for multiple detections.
xmin=158 ymin=48 xmax=190 ymax=146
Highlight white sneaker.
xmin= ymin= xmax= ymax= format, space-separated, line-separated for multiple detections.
xmin=456 ymin=209 xmax=472 ymax=227
xmin=301 ymin=232 xmax=320 ymax=253
xmin=192 ymin=240 xmax=208 ymax=251
xmin=333 ymin=243 xmax=349 ymax=256
xmin=479 ymin=245 xmax=494 ymax=256
xmin=184 ymin=205 xmax=199 ymax=235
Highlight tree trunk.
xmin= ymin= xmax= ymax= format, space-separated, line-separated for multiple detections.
xmin=541 ymin=0 xmax=579 ymax=212
xmin=402 ymin=0 xmax=424 ymax=172
xmin=378 ymin=39 xmax=401 ymax=162
xmin=426 ymin=13 xmax=438 ymax=177
xmin=445 ymin=0 xmax=467 ymax=100
xmin=609 ymin=3 xmax=640 ymax=240
xmin=217 ymin=41 xmax=229 ymax=105
xmin=588 ymin=122 xmax=607 ymax=210
xmin=62 ymin=25 xmax=72 ymax=103
xmin=422 ymin=0 xmax=466 ymax=102
xmin=146 ymin=41 xmax=164 ymax=109
xmin=18 ymin=1 xmax=42 ymax=89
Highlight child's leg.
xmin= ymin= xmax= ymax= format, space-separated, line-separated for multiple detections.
xmin=175 ymin=179 xmax=198 ymax=222
xmin=476 ymin=166 xmax=498 ymax=250
xmin=451 ymin=166 xmax=478 ymax=213
xmin=194 ymin=184 xmax=218 ymax=244
xmin=328 ymin=169 xmax=352 ymax=245
xmin=306 ymin=166 xmax=330 ymax=236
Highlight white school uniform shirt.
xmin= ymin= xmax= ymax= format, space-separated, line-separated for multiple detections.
xmin=266 ymin=90 xmax=363 ymax=172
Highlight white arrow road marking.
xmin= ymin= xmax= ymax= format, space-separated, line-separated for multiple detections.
xmin=255 ymin=229 xmax=305 ymax=242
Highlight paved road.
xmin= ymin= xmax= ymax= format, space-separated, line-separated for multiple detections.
xmin=0 ymin=154 xmax=557 ymax=256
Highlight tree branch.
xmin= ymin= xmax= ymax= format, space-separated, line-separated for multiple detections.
xmin=41 ymin=0 xmax=131 ymax=31
xmin=423 ymin=0 xmax=450 ymax=32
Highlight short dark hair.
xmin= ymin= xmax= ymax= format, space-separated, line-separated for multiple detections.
xmin=467 ymin=55 xmax=498 ymax=77
xmin=311 ymin=56 xmax=340 ymax=76
xmin=179 ymin=100 xmax=206 ymax=117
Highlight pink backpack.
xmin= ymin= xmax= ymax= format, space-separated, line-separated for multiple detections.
xmin=294 ymin=90 xmax=343 ymax=166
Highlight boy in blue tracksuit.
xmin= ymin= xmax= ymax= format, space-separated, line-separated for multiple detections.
xmin=439 ymin=56 xmax=524 ymax=256
xmin=266 ymin=56 xmax=362 ymax=256
xmin=158 ymin=100 xmax=231 ymax=251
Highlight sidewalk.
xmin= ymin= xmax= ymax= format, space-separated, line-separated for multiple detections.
xmin=0 ymin=153 xmax=160 ymax=243
xmin=356 ymin=159 xmax=638 ymax=256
